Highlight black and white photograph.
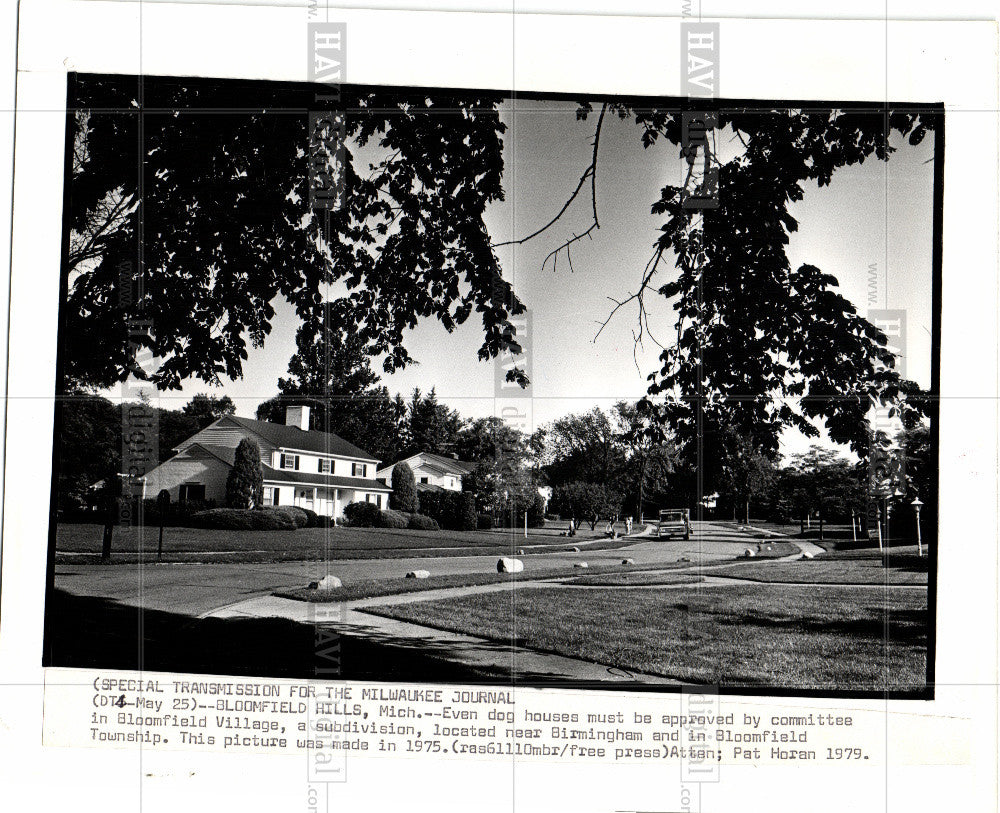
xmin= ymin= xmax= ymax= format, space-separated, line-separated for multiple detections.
xmin=42 ymin=71 xmax=940 ymax=697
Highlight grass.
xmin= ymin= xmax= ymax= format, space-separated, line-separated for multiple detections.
xmin=54 ymin=521 xmax=639 ymax=563
xmin=713 ymin=547 xmax=928 ymax=585
xmin=562 ymin=572 xmax=705 ymax=587
xmin=732 ymin=541 xmax=798 ymax=559
xmin=363 ymin=583 xmax=928 ymax=692
xmin=275 ymin=560 xmax=700 ymax=603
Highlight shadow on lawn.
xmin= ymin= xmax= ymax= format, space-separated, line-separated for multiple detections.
xmin=708 ymin=604 xmax=929 ymax=647
xmin=43 ymin=590 xmax=596 ymax=685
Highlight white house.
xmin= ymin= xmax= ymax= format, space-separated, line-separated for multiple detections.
xmin=376 ymin=452 xmax=475 ymax=493
xmin=142 ymin=405 xmax=391 ymax=518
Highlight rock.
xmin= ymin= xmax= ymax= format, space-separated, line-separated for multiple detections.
xmin=308 ymin=574 xmax=343 ymax=590
xmin=497 ymin=557 xmax=524 ymax=573
xmin=621 ymin=558 xmax=635 ymax=565
xmin=571 ymin=546 xmax=580 ymax=552
xmin=574 ymin=562 xmax=589 ymax=568
xmin=517 ymin=548 xmax=525 ymax=555
xmin=679 ymin=556 xmax=690 ymax=563
xmin=405 ymin=570 xmax=431 ymax=579
xmin=743 ymin=548 xmax=756 ymax=558
xmin=802 ymin=551 xmax=815 ymax=559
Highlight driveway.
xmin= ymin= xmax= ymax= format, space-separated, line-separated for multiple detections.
xmin=52 ymin=521 xmax=761 ymax=616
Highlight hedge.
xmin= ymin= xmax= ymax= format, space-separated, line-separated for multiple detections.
xmin=343 ymin=501 xmax=381 ymax=527
xmin=378 ymin=509 xmax=409 ymax=529
xmin=407 ymin=513 xmax=439 ymax=531
xmin=189 ymin=507 xmax=297 ymax=531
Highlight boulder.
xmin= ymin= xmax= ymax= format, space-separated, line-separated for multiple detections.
xmin=743 ymin=548 xmax=756 ymax=558
xmin=497 ymin=557 xmax=524 ymax=574
xmin=571 ymin=546 xmax=580 ymax=552
xmin=517 ymin=548 xmax=525 ymax=555
xmin=405 ymin=570 xmax=431 ymax=579
xmin=308 ymin=574 xmax=343 ymax=590
xmin=574 ymin=562 xmax=589 ymax=569
xmin=802 ymin=550 xmax=815 ymax=560
xmin=621 ymin=558 xmax=635 ymax=565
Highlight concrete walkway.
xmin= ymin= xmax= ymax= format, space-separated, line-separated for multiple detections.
xmin=204 ymin=590 xmax=680 ymax=684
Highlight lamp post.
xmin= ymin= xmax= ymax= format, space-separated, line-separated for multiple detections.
xmin=911 ymin=497 xmax=924 ymax=557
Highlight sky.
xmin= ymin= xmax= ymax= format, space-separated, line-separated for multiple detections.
xmin=122 ymin=98 xmax=936 ymax=461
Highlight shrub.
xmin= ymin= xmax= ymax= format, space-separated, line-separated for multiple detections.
xmin=343 ymin=501 xmax=381 ymax=527
xmin=300 ymin=507 xmax=320 ymax=528
xmin=377 ymin=509 xmax=409 ymax=529
xmin=273 ymin=506 xmax=310 ymax=528
xmin=189 ymin=508 xmax=255 ymax=531
xmin=527 ymin=493 xmax=547 ymax=528
xmin=226 ymin=438 xmax=264 ymax=508
xmin=189 ymin=507 xmax=298 ymax=531
xmin=391 ymin=462 xmax=418 ymax=513
xmin=458 ymin=492 xmax=477 ymax=531
xmin=407 ymin=513 xmax=439 ymax=531
xmin=248 ymin=508 xmax=297 ymax=531
xmin=477 ymin=513 xmax=494 ymax=530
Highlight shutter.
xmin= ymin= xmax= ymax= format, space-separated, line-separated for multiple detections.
xmin=318 ymin=459 xmax=323 ymax=473
xmin=294 ymin=456 xmax=300 ymax=471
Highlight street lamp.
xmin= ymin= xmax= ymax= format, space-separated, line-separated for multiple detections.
xmin=911 ymin=497 xmax=924 ymax=557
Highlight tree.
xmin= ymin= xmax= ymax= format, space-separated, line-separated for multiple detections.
xmin=182 ymin=393 xmax=236 ymax=426
xmin=550 ymin=481 xmax=622 ymax=530
xmin=780 ymin=446 xmax=864 ymax=524
xmin=538 ymin=407 xmax=622 ymax=487
xmin=610 ymin=401 xmax=678 ymax=519
xmin=391 ymin=462 xmax=418 ymax=513
xmin=226 ymin=439 xmax=264 ymax=509
xmin=256 ymin=301 xmax=411 ymax=462
xmin=66 ymin=77 xmax=935 ymax=497
xmin=407 ymin=388 xmax=462 ymax=457
xmin=718 ymin=431 xmax=777 ymax=524
xmin=63 ymin=77 xmax=525 ymax=393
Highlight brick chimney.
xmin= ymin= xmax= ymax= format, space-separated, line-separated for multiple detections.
xmin=285 ymin=405 xmax=310 ymax=430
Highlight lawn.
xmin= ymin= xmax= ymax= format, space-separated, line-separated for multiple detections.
xmin=275 ymin=560 xmax=699 ymax=603
xmin=53 ymin=521 xmax=637 ymax=563
xmin=363 ymin=584 xmax=929 ymax=692
xmin=562 ymin=572 xmax=705 ymax=587
xmin=711 ymin=548 xmax=928 ymax=585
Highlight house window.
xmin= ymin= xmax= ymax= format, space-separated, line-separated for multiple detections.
xmin=419 ymin=477 xmax=429 ymax=484
xmin=319 ymin=459 xmax=332 ymax=474
xmin=263 ymin=487 xmax=278 ymax=506
xmin=352 ymin=463 xmax=367 ymax=477
xmin=179 ymin=483 xmax=206 ymax=503
xmin=280 ymin=453 xmax=299 ymax=470
xmin=365 ymin=493 xmax=382 ymax=509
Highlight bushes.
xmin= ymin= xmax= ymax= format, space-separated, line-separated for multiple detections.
xmin=391 ymin=463 xmax=418 ymax=513
xmin=273 ymin=506 xmax=310 ymax=529
xmin=418 ymin=489 xmax=477 ymax=531
xmin=189 ymin=507 xmax=296 ymax=531
xmin=343 ymin=501 xmax=381 ymax=527
xmin=526 ymin=493 xmax=547 ymax=528
xmin=300 ymin=507 xmax=320 ymax=528
xmin=407 ymin=513 xmax=439 ymax=531
xmin=378 ymin=509 xmax=409 ymax=529
xmin=477 ymin=513 xmax=494 ymax=530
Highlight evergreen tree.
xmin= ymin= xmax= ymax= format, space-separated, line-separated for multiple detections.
xmin=226 ymin=438 xmax=264 ymax=509
xmin=391 ymin=462 xmax=418 ymax=513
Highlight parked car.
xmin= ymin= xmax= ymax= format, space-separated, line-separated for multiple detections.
xmin=657 ymin=508 xmax=691 ymax=540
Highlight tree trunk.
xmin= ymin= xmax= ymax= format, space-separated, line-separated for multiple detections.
xmin=745 ymin=499 xmax=750 ymax=525
xmin=101 ymin=517 xmax=114 ymax=561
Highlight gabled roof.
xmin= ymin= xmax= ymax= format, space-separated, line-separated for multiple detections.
xmin=176 ymin=443 xmax=389 ymax=491
xmin=379 ymin=451 xmax=475 ymax=476
xmin=222 ymin=416 xmax=379 ymax=462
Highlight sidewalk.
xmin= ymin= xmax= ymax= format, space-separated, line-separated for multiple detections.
xmin=203 ymin=590 xmax=681 ymax=685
